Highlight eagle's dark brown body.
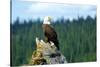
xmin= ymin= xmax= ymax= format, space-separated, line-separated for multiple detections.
xmin=42 ymin=24 xmax=59 ymax=50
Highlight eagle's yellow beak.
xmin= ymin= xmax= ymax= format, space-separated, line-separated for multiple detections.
xmin=43 ymin=16 xmax=52 ymax=24
xmin=48 ymin=16 xmax=52 ymax=21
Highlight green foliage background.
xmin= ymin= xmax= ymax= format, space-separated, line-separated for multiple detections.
xmin=11 ymin=16 xmax=96 ymax=66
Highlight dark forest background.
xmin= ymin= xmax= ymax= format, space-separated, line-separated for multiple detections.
xmin=11 ymin=16 xmax=96 ymax=66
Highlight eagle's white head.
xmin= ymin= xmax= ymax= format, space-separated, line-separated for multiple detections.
xmin=43 ymin=16 xmax=52 ymax=24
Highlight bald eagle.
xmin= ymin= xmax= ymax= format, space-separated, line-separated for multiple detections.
xmin=42 ymin=16 xmax=59 ymax=50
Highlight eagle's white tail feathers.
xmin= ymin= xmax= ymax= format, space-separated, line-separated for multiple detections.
xmin=50 ymin=41 xmax=54 ymax=46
